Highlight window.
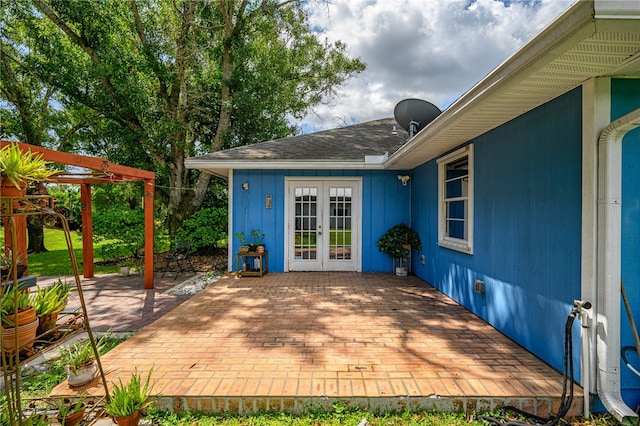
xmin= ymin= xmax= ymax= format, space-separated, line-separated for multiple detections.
xmin=437 ymin=145 xmax=473 ymax=254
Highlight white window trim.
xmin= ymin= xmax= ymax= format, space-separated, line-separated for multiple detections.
xmin=437 ymin=144 xmax=474 ymax=254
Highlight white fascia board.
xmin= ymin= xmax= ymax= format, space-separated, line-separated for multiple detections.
xmin=384 ymin=0 xmax=596 ymax=170
xmin=184 ymin=160 xmax=385 ymax=178
xmin=594 ymin=0 xmax=640 ymax=18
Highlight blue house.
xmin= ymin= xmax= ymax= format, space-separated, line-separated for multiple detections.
xmin=186 ymin=0 xmax=640 ymax=421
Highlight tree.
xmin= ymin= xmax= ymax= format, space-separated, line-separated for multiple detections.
xmin=16 ymin=0 xmax=365 ymax=235
xmin=0 ymin=4 xmax=66 ymax=252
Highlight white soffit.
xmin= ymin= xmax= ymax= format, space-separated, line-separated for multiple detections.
xmin=385 ymin=0 xmax=640 ymax=170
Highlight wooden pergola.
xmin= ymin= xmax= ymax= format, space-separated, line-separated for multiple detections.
xmin=1 ymin=141 xmax=156 ymax=289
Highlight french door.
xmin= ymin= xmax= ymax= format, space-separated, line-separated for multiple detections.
xmin=285 ymin=179 xmax=361 ymax=271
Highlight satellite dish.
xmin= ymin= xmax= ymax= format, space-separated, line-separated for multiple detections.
xmin=394 ymin=98 xmax=441 ymax=138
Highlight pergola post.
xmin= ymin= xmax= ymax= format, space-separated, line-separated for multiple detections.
xmin=80 ymin=183 xmax=94 ymax=278
xmin=1 ymin=140 xmax=156 ymax=288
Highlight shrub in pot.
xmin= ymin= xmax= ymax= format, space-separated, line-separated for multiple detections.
xmin=103 ymin=367 xmax=156 ymax=426
xmin=376 ymin=223 xmax=422 ymax=275
xmin=59 ymin=333 xmax=109 ymax=387
xmin=32 ymin=279 xmax=70 ymax=335
xmin=0 ymin=142 xmax=57 ymax=196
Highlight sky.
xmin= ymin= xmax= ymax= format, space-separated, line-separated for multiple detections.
xmin=299 ymin=0 xmax=576 ymax=133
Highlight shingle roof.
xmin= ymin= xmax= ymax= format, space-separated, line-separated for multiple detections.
xmin=193 ymin=118 xmax=408 ymax=162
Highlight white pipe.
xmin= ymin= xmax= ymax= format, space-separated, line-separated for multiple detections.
xmin=596 ymin=107 xmax=640 ymax=423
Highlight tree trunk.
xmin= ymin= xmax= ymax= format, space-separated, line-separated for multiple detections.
xmin=27 ymin=215 xmax=48 ymax=253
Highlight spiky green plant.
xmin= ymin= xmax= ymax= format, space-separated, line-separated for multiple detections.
xmin=103 ymin=367 xmax=156 ymax=418
xmin=0 ymin=142 xmax=57 ymax=189
xmin=31 ymin=280 xmax=70 ymax=316
xmin=1 ymin=285 xmax=33 ymax=326
xmin=59 ymin=333 xmax=110 ymax=372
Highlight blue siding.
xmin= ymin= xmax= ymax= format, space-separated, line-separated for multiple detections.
xmin=231 ymin=169 xmax=411 ymax=272
xmin=411 ymin=88 xmax=583 ymax=374
xmin=614 ymin=79 xmax=640 ymax=405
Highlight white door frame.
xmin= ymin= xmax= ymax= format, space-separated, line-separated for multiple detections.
xmin=284 ymin=177 xmax=362 ymax=272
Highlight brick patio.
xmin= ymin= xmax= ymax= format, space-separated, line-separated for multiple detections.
xmin=50 ymin=272 xmax=583 ymax=417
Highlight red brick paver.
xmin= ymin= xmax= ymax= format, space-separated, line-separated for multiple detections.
xmin=50 ymin=272 xmax=583 ymax=417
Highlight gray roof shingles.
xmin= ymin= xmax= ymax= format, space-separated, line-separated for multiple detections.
xmin=194 ymin=118 xmax=409 ymax=162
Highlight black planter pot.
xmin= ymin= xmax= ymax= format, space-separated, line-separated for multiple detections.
xmin=1 ymin=264 xmax=27 ymax=280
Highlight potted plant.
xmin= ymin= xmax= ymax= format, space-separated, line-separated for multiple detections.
xmin=31 ymin=279 xmax=70 ymax=335
xmin=51 ymin=395 xmax=87 ymax=426
xmin=59 ymin=333 xmax=109 ymax=387
xmin=234 ymin=231 xmax=249 ymax=253
xmin=0 ymin=249 xmax=27 ymax=280
xmin=103 ymin=367 xmax=156 ymax=426
xmin=1 ymin=284 xmax=39 ymax=353
xmin=0 ymin=142 xmax=57 ymax=197
xmin=250 ymin=229 xmax=265 ymax=253
xmin=376 ymin=223 xmax=422 ymax=276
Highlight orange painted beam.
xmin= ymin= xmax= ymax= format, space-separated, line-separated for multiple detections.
xmin=0 ymin=140 xmax=155 ymax=180
xmin=80 ymin=184 xmax=94 ymax=278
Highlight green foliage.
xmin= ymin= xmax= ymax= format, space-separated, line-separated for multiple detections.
xmin=31 ymin=279 xmax=70 ymax=316
xmin=249 ymin=228 xmax=265 ymax=246
xmin=377 ymin=223 xmax=422 ymax=260
xmin=50 ymin=395 xmax=86 ymax=418
xmin=47 ymin=185 xmax=82 ymax=230
xmin=9 ymin=0 xmax=365 ymax=235
xmin=93 ymin=206 xmax=145 ymax=259
xmin=59 ymin=333 xmax=110 ymax=373
xmin=1 ymin=284 xmax=33 ymax=326
xmin=0 ymin=142 xmax=57 ymax=188
xmin=103 ymin=367 xmax=156 ymax=418
xmin=175 ymin=207 xmax=228 ymax=253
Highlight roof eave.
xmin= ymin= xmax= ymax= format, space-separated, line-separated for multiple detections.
xmin=184 ymin=159 xmax=388 ymax=179
xmin=385 ymin=0 xmax=599 ymax=170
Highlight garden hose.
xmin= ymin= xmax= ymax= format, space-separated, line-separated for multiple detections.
xmin=478 ymin=302 xmax=588 ymax=426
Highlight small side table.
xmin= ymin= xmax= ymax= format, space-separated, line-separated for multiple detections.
xmin=236 ymin=251 xmax=268 ymax=277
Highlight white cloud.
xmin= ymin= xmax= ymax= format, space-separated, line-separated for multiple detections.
xmin=300 ymin=0 xmax=575 ymax=133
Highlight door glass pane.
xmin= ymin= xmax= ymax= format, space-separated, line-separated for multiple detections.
xmin=329 ymin=187 xmax=352 ymax=260
xmin=294 ymin=187 xmax=317 ymax=260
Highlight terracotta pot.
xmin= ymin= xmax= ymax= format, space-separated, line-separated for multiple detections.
xmin=37 ymin=310 xmax=62 ymax=335
xmin=257 ymin=246 xmax=265 ymax=253
xmin=66 ymin=360 xmax=98 ymax=387
xmin=57 ymin=405 xmax=85 ymax=426
xmin=114 ymin=410 xmax=141 ymax=426
xmin=3 ymin=306 xmax=37 ymax=327
xmin=2 ymin=318 xmax=39 ymax=353
xmin=0 ymin=179 xmax=26 ymax=198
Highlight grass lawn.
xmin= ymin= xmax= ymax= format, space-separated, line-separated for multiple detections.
xmin=0 ymin=227 xmax=124 ymax=276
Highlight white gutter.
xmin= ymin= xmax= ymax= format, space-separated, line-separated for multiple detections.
xmin=597 ymin=107 xmax=640 ymax=423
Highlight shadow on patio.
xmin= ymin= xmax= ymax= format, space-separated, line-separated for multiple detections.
xmin=50 ymin=272 xmax=583 ymax=417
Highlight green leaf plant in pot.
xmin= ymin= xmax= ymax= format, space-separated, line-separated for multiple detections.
xmin=32 ymin=279 xmax=70 ymax=336
xmin=103 ymin=367 xmax=157 ymax=426
xmin=0 ymin=249 xmax=27 ymax=280
xmin=376 ymin=223 xmax=422 ymax=276
xmin=51 ymin=394 xmax=87 ymax=426
xmin=1 ymin=284 xmax=39 ymax=353
xmin=235 ymin=231 xmax=249 ymax=253
xmin=0 ymin=142 xmax=58 ymax=197
xmin=60 ymin=332 xmax=110 ymax=387
xmin=250 ymin=228 xmax=265 ymax=253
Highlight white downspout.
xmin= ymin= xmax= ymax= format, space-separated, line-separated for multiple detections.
xmin=597 ymin=107 xmax=640 ymax=423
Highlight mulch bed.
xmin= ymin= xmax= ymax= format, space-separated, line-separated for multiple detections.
xmin=154 ymin=248 xmax=229 ymax=274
